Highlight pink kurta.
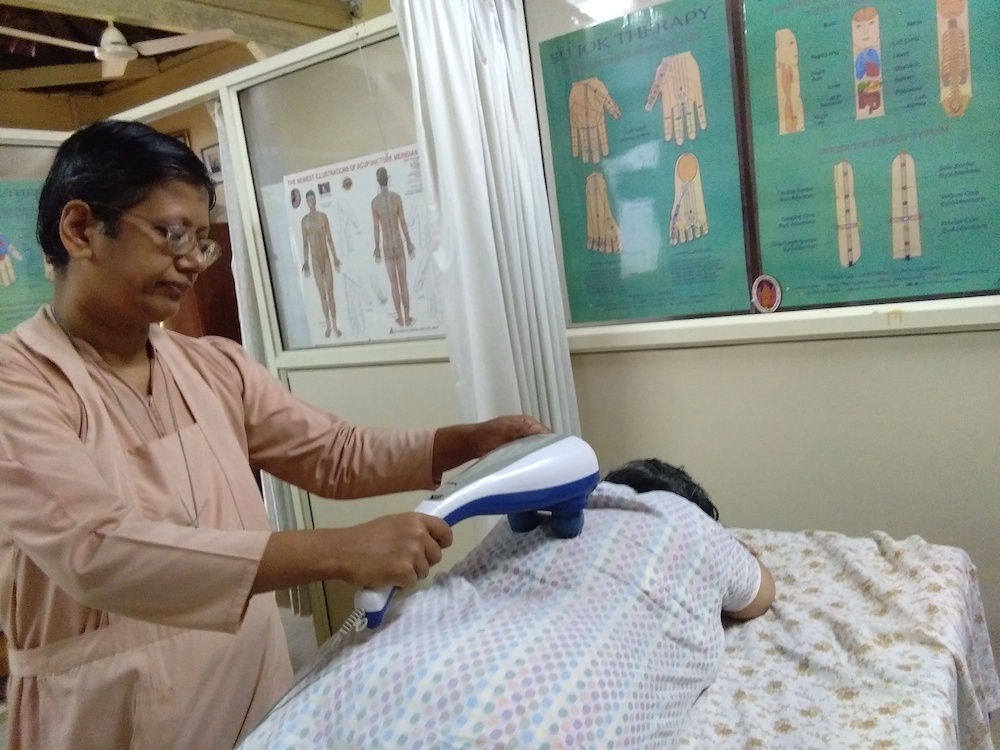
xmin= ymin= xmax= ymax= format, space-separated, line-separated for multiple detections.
xmin=0 ymin=306 xmax=437 ymax=749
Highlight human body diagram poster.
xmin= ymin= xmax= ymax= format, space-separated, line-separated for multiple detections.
xmin=0 ymin=180 xmax=51 ymax=333
xmin=280 ymin=145 xmax=443 ymax=348
xmin=746 ymin=0 xmax=1000 ymax=307
xmin=540 ymin=0 xmax=750 ymax=324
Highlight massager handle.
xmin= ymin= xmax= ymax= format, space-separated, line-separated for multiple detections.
xmin=355 ymin=434 xmax=599 ymax=629
xmin=354 ymin=472 xmax=599 ymax=628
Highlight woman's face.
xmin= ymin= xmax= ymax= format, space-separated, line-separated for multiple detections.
xmin=79 ymin=179 xmax=211 ymax=326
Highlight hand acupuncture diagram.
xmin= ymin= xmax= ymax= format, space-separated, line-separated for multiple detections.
xmin=584 ymin=172 xmax=621 ymax=253
xmin=341 ymin=271 xmax=376 ymax=339
xmin=569 ymin=77 xmax=621 ymax=163
xmin=668 ymin=153 xmax=709 ymax=245
xmin=411 ymin=254 xmax=440 ymax=325
xmin=335 ymin=204 xmax=362 ymax=257
xmin=775 ymin=29 xmax=805 ymax=135
xmin=644 ymin=52 xmax=708 ymax=146
xmin=833 ymin=160 xmax=861 ymax=267
xmin=851 ymin=7 xmax=885 ymax=119
xmin=890 ymin=150 xmax=922 ymax=260
xmin=936 ymin=0 xmax=972 ymax=117
xmin=0 ymin=234 xmax=22 ymax=287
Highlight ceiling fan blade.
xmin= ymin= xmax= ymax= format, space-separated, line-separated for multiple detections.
xmin=0 ymin=24 xmax=94 ymax=54
xmin=132 ymin=28 xmax=234 ymax=57
xmin=101 ymin=56 xmax=129 ymax=78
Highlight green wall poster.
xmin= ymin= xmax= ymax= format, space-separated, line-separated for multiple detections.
xmin=540 ymin=0 xmax=750 ymax=325
xmin=0 ymin=180 xmax=50 ymax=333
xmin=746 ymin=0 xmax=1000 ymax=307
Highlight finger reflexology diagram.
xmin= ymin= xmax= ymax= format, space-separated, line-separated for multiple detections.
xmin=833 ymin=160 xmax=861 ymax=267
xmin=831 ymin=152 xmax=924 ymax=266
xmin=584 ymin=172 xmax=622 ymax=253
xmin=645 ymin=52 xmax=708 ymax=145
xmin=890 ymin=150 xmax=922 ymax=260
xmin=775 ymin=29 xmax=805 ymax=135
xmin=937 ymin=0 xmax=972 ymax=117
xmin=852 ymin=7 xmax=885 ymax=119
xmin=669 ymin=153 xmax=709 ymax=245
xmin=739 ymin=0 xmax=998 ymax=307
xmin=569 ymin=77 xmax=621 ymax=163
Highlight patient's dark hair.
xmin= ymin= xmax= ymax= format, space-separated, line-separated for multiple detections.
xmin=603 ymin=458 xmax=719 ymax=521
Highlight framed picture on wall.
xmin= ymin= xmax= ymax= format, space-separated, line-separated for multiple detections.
xmin=168 ymin=130 xmax=190 ymax=148
xmin=201 ymin=143 xmax=223 ymax=184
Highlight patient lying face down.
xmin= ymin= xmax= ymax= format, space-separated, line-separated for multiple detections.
xmin=242 ymin=458 xmax=776 ymax=749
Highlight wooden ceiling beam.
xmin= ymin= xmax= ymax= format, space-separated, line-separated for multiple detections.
xmin=1 ymin=0 xmax=336 ymax=50
xmin=189 ymin=0 xmax=352 ymax=31
xmin=0 ymin=89 xmax=76 ymax=129
xmin=0 ymin=58 xmax=159 ymax=90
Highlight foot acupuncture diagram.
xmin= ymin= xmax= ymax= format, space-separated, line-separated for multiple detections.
xmin=669 ymin=154 xmax=709 ymax=245
xmin=775 ymin=29 xmax=805 ymax=135
xmin=584 ymin=172 xmax=621 ymax=253
xmin=852 ymin=7 xmax=885 ymax=119
xmin=936 ymin=0 xmax=972 ymax=117
xmin=644 ymin=52 xmax=708 ymax=146
xmin=569 ymin=77 xmax=621 ymax=163
xmin=890 ymin=151 xmax=922 ymax=260
xmin=833 ymin=160 xmax=861 ymax=267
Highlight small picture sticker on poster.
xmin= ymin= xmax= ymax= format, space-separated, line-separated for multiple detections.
xmin=751 ymin=274 xmax=782 ymax=313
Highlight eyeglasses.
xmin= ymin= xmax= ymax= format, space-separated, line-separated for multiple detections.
xmin=94 ymin=204 xmax=222 ymax=268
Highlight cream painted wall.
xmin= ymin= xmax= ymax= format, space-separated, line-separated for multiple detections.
xmin=572 ymin=330 xmax=1000 ymax=660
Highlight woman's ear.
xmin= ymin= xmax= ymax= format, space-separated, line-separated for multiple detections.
xmin=58 ymin=200 xmax=97 ymax=261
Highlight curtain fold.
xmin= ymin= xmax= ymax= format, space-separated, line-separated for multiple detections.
xmin=207 ymin=102 xmax=310 ymax=615
xmin=391 ymin=0 xmax=581 ymax=436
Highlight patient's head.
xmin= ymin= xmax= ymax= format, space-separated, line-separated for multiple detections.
xmin=603 ymin=458 xmax=719 ymax=521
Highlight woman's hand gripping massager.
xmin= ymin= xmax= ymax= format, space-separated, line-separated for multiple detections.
xmin=355 ymin=433 xmax=600 ymax=627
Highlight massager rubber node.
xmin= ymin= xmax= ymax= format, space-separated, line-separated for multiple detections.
xmin=507 ymin=511 xmax=541 ymax=533
xmin=550 ymin=511 xmax=585 ymax=539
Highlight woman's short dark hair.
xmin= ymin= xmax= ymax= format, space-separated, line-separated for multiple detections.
xmin=603 ymin=458 xmax=719 ymax=521
xmin=37 ymin=119 xmax=216 ymax=268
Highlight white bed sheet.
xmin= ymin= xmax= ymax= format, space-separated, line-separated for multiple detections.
xmin=676 ymin=528 xmax=1000 ymax=750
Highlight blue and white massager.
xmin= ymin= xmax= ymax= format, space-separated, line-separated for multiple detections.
xmin=355 ymin=433 xmax=600 ymax=628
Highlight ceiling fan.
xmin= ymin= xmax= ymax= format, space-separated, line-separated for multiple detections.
xmin=0 ymin=21 xmax=235 ymax=78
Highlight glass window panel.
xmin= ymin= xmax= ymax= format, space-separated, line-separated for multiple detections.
xmin=239 ymin=36 xmax=420 ymax=350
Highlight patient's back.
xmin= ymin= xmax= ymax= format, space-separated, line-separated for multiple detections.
xmin=243 ymin=481 xmax=761 ymax=749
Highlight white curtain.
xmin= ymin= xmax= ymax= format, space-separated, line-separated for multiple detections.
xmin=391 ymin=0 xmax=581 ymax=436
xmin=208 ymin=102 xmax=309 ymax=613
